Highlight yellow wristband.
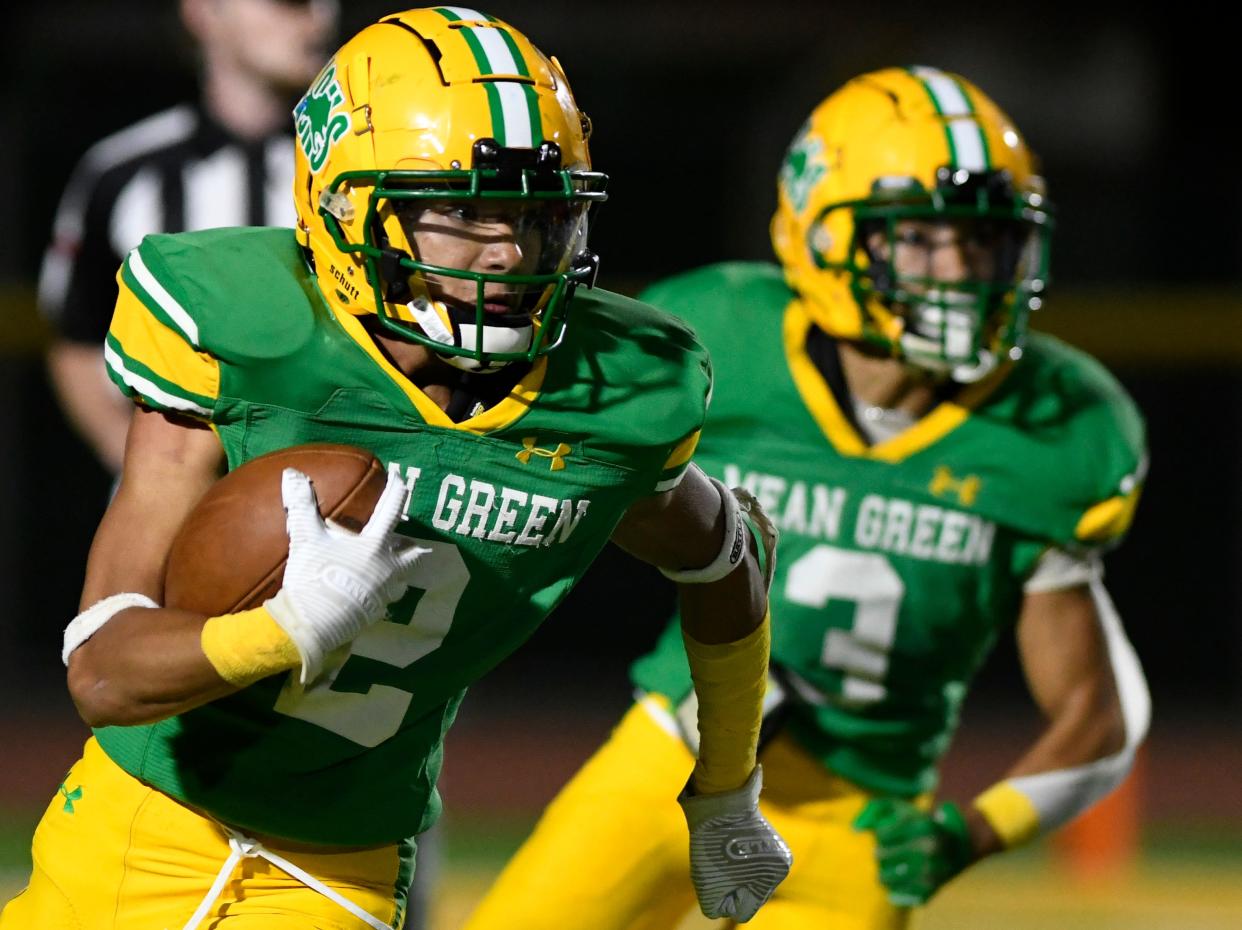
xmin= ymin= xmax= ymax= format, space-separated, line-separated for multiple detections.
xmin=973 ymin=781 xmax=1042 ymax=848
xmin=683 ymin=612 xmax=770 ymax=795
xmin=200 ymin=606 xmax=301 ymax=688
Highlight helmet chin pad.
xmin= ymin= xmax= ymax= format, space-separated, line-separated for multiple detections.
xmin=905 ymin=291 xmax=978 ymax=361
xmin=406 ymin=298 xmax=534 ymax=373
xmin=898 ymin=291 xmax=1000 ymax=383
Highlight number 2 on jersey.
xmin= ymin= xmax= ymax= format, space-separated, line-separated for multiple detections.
xmin=273 ymin=538 xmax=469 ymax=747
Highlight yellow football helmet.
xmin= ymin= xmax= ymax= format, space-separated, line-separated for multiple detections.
xmin=771 ymin=66 xmax=1053 ymax=381
xmin=292 ymin=7 xmax=606 ymax=372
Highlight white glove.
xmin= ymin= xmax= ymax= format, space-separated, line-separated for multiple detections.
xmin=265 ymin=467 xmax=428 ymax=683
xmin=679 ymin=765 xmax=793 ymax=921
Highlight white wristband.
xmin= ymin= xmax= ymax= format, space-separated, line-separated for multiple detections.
xmin=62 ymin=592 xmax=159 ymax=665
xmin=659 ymin=476 xmax=747 ymax=584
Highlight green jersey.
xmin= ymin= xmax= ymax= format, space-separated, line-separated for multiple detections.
xmin=99 ymin=227 xmax=710 ymax=845
xmin=631 ymin=262 xmax=1145 ymax=797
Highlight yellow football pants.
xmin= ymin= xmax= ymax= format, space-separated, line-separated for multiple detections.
xmin=463 ymin=698 xmax=916 ymax=930
xmin=0 ymin=737 xmax=407 ymax=930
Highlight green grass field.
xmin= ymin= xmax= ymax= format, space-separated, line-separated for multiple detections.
xmin=4 ymin=807 xmax=1240 ymax=929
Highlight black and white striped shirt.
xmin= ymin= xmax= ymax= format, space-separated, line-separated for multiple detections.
xmin=39 ymin=103 xmax=296 ymax=343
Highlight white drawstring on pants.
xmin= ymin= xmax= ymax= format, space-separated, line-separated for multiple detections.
xmin=181 ymin=828 xmax=390 ymax=930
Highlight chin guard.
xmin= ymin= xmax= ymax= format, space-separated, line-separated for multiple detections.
xmin=406 ymin=298 xmax=535 ymax=373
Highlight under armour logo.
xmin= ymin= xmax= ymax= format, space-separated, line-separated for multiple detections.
xmin=516 ymin=437 xmax=571 ymax=471
xmin=929 ymin=466 xmax=981 ymax=506
xmin=58 ymin=783 xmax=83 ymax=814
xmin=726 ymin=836 xmax=784 ymax=860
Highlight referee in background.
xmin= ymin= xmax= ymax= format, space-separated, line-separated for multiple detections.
xmin=38 ymin=0 xmax=337 ymax=474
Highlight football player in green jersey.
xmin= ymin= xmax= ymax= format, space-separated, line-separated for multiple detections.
xmin=464 ymin=66 xmax=1151 ymax=930
xmin=0 ymin=9 xmax=793 ymax=930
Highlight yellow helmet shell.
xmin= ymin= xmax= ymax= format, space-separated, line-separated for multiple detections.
xmin=292 ymin=7 xmax=594 ymax=321
xmin=770 ymin=66 xmax=1044 ymax=352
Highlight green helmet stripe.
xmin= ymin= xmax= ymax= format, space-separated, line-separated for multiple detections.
xmin=446 ymin=19 xmax=540 ymax=149
xmin=492 ymin=81 xmax=540 ymax=147
xmin=466 ymin=23 xmax=526 ymax=76
xmin=480 ymin=81 xmax=509 ymax=145
xmin=455 ymin=22 xmax=498 ymax=76
xmin=521 ymin=83 xmax=544 ymax=146
xmin=496 ymin=27 xmax=532 ymax=77
xmin=910 ymin=66 xmax=991 ymax=172
xmin=474 ymin=80 xmax=541 ymax=148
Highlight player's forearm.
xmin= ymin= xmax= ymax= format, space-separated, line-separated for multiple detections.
xmin=617 ymin=470 xmax=777 ymax=794
xmin=677 ymin=505 xmax=773 ymax=795
xmin=67 ymin=605 xmax=237 ymax=727
xmin=675 ymin=479 xmax=770 ymax=789
xmin=965 ymin=579 xmax=1151 ymax=852
xmin=71 ymin=507 xmax=233 ymax=725
xmin=1005 ymin=679 xmax=1127 ymax=781
xmin=677 ymin=553 xmax=766 ymax=644
xmin=960 ymin=806 xmax=1006 ymax=860
xmin=958 ymin=670 xmax=1137 ymax=854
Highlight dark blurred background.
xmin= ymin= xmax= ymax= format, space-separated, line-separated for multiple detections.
xmin=0 ymin=2 xmax=1239 ymax=921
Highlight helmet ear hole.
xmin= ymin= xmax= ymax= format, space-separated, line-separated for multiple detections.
xmin=371 ymin=215 xmax=413 ymax=303
xmin=367 ymin=200 xmax=424 ymax=304
xmin=379 ymin=249 xmax=411 ymax=303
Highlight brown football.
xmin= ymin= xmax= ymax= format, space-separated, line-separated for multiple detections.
xmin=163 ymin=443 xmax=388 ymax=616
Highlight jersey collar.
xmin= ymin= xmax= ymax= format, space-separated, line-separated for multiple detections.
xmin=325 ymin=295 xmax=547 ymax=434
xmin=782 ymin=299 xmax=1011 ymax=462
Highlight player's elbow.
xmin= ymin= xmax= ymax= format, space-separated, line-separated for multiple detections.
xmin=67 ymin=655 xmax=113 ymax=727
xmin=66 ymin=652 xmax=144 ymax=728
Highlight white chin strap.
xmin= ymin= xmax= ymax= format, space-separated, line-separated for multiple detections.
xmin=406 ymin=298 xmax=533 ymax=373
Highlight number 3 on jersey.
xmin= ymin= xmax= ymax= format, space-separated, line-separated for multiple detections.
xmin=785 ymin=545 xmax=905 ymax=705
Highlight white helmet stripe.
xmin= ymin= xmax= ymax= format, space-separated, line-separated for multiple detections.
xmin=495 ymin=82 xmax=535 ymax=148
xmin=914 ymin=66 xmax=971 ymax=116
xmin=468 ymin=24 xmax=521 ymax=74
xmin=450 ymin=20 xmax=541 ymax=149
xmin=946 ymin=121 xmax=987 ymax=173
xmin=911 ymin=66 xmax=989 ymax=172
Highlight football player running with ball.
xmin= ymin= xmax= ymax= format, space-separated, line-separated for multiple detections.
xmin=0 ymin=9 xmax=791 ymax=930
xmin=464 ymin=67 xmax=1151 ymax=930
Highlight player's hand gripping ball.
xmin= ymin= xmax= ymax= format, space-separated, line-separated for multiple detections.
xmin=165 ymin=443 xmax=427 ymax=683
xmin=267 ymin=464 xmax=428 ymax=682
xmin=164 ymin=443 xmax=392 ymax=615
